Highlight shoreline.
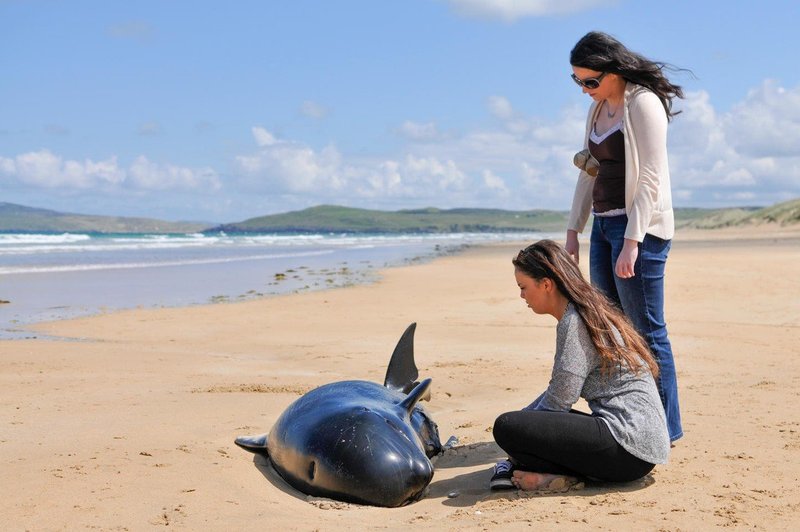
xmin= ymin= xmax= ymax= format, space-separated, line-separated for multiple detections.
xmin=0 ymin=239 xmax=478 ymax=341
xmin=3 ymin=223 xmax=796 ymax=342
xmin=1 ymin=225 xmax=799 ymax=530
xmin=3 ymin=224 xmax=797 ymax=341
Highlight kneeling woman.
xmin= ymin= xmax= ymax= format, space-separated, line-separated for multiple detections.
xmin=491 ymin=240 xmax=669 ymax=491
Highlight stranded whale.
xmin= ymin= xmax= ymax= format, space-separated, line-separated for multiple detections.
xmin=234 ymin=323 xmax=443 ymax=507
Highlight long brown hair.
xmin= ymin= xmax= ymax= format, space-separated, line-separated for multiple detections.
xmin=570 ymin=31 xmax=690 ymax=120
xmin=513 ymin=239 xmax=659 ymax=377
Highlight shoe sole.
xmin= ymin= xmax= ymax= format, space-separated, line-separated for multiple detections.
xmin=489 ymin=478 xmax=516 ymax=490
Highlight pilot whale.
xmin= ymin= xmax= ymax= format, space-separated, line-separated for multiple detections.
xmin=234 ymin=323 xmax=443 ymax=507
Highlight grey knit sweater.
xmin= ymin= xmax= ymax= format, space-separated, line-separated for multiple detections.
xmin=525 ymin=303 xmax=670 ymax=464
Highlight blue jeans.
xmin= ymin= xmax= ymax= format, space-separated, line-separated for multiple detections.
xmin=590 ymin=215 xmax=683 ymax=441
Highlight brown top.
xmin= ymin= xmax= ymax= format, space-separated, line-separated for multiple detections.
xmin=589 ymin=123 xmax=626 ymax=214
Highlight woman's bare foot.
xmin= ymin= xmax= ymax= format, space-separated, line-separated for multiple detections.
xmin=511 ymin=470 xmax=577 ymax=491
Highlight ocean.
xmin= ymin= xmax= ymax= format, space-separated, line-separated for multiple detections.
xmin=0 ymin=231 xmax=542 ymax=339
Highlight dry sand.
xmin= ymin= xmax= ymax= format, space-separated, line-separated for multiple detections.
xmin=2 ymin=227 xmax=799 ymax=530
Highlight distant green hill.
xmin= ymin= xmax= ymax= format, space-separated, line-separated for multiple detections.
xmin=209 ymin=205 xmax=570 ymax=234
xmin=0 ymin=203 xmax=208 ymax=233
xmin=2 ymin=198 xmax=798 ymax=235
xmin=739 ymin=198 xmax=800 ymax=225
xmin=675 ymin=198 xmax=800 ymax=229
xmin=210 ymin=202 xmax=800 ymax=234
xmin=673 ymin=207 xmax=760 ymax=228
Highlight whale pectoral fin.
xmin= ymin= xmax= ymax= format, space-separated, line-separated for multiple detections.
xmin=234 ymin=433 xmax=270 ymax=455
xmin=399 ymin=378 xmax=432 ymax=414
xmin=383 ymin=323 xmax=420 ymax=394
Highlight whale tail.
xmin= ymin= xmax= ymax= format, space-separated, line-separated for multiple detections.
xmin=383 ymin=323 xmax=422 ymax=395
xmin=234 ymin=433 xmax=269 ymax=455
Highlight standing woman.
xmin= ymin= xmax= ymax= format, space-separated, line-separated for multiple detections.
xmin=565 ymin=31 xmax=685 ymax=442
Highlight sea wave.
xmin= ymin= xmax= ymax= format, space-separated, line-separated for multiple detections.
xmin=0 ymin=249 xmax=334 ymax=275
xmin=0 ymin=231 xmax=537 ymax=256
xmin=0 ymin=233 xmax=92 ymax=245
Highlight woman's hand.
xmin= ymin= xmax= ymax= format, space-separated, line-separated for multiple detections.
xmin=615 ymin=238 xmax=639 ymax=278
xmin=565 ymin=230 xmax=580 ymax=263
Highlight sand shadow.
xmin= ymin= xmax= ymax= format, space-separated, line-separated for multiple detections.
xmin=428 ymin=440 xmax=659 ymax=507
xmin=426 ymin=468 xmax=496 ymax=507
xmin=425 ymin=440 xmax=506 ymax=507
xmin=246 ymin=441 xmax=504 ymax=508
xmin=432 ymin=440 xmax=506 ymax=469
xmin=246 ymin=439 xmax=657 ymax=509
xmin=436 ymin=469 xmax=658 ymax=507
xmin=251 ymin=454 xmax=309 ymax=503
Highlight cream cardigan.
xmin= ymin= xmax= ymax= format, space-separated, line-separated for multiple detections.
xmin=567 ymin=83 xmax=675 ymax=242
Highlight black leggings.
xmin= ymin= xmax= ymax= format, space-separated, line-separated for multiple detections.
xmin=493 ymin=410 xmax=655 ymax=482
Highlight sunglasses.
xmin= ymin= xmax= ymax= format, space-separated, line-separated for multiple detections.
xmin=571 ymin=71 xmax=608 ymax=90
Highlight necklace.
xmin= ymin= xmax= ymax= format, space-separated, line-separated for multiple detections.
xmin=605 ymin=100 xmax=620 ymax=119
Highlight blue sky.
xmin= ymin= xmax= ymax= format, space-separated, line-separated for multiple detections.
xmin=2 ymin=0 xmax=799 ymax=223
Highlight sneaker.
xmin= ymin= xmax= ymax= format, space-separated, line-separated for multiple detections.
xmin=489 ymin=459 xmax=515 ymax=490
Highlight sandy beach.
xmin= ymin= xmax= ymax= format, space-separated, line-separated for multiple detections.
xmin=2 ymin=226 xmax=799 ymax=531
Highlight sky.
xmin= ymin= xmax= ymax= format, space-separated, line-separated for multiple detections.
xmin=1 ymin=0 xmax=799 ymax=223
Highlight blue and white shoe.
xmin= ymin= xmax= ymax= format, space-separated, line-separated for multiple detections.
xmin=489 ymin=459 xmax=515 ymax=490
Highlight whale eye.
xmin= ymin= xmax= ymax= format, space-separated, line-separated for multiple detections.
xmin=308 ymin=460 xmax=316 ymax=480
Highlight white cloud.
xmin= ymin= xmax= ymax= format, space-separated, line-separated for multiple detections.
xmin=668 ymin=84 xmax=800 ymax=204
xmin=0 ymin=149 xmax=220 ymax=192
xmin=235 ymin=129 xmax=345 ymax=193
xmin=252 ymin=126 xmax=277 ymax=147
xmin=482 ymin=169 xmax=509 ymax=195
xmin=0 ymin=157 xmax=14 ymax=175
xmin=488 ymin=96 xmax=514 ymax=120
xmin=230 ymin=107 xmax=581 ymax=210
xmin=487 ymin=95 xmax=531 ymax=135
xmin=0 ymin=150 xmax=124 ymax=189
xmin=404 ymin=101 xmax=586 ymax=199
xmin=443 ymin=0 xmax=612 ymax=22
xmin=724 ymin=80 xmax=800 ymax=158
xmin=300 ymin=100 xmax=329 ymax=120
xmin=357 ymin=154 xmax=470 ymax=201
xmin=402 ymin=155 xmax=466 ymax=190
xmin=235 ymin=128 xmax=470 ymax=202
xmin=231 ymin=81 xmax=800 ymax=212
xmin=6 ymin=79 xmax=799 ymax=220
xmin=128 ymin=156 xmax=221 ymax=191
xmin=397 ymin=121 xmax=441 ymax=142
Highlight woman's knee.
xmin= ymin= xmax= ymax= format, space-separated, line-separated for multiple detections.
xmin=492 ymin=411 xmax=517 ymax=444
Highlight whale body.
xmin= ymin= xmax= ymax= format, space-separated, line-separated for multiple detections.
xmin=235 ymin=323 xmax=443 ymax=507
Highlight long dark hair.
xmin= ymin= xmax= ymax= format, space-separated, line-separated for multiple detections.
xmin=570 ymin=31 xmax=688 ymax=120
xmin=513 ymin=240 xmax=659 ymax=377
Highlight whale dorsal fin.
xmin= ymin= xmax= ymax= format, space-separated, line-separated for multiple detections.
xmin=383 ymin=323 xmax=420 ymax=394
xmin=398 ymin=378 xmax=432 ymax=415
xmin=234 ymin=433 xmax=269 ymax=455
